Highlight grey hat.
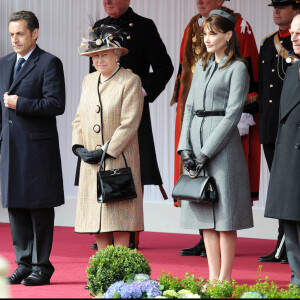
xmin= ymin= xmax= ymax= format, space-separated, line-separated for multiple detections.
xmin=209 ymin=9 xmax=236 ymax=26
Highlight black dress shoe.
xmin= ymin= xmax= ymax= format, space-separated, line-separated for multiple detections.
xmin=85 ymin=285 xmax=89 ymax=290
xmin=258 ymin=249 xmax=281 ymax=262
xmin=21 ymin=271 xmax=51 ymax=286
xmin=281 ymin=256 xmax=289 ymax=264
xmin=7 ymin=267 xmax=31 ymax=284
xmin=180 ymin=242 xmax=205 ymax=256
xmin=200 ymin=249 xmax=207 ymax=257
xmin=91 ymin=243 xmax=98 ymax=250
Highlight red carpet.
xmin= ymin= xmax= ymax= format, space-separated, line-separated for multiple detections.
xmin=0 ymin=223 xmax=291 ymax=298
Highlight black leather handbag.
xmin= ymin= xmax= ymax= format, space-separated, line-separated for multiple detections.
xmin=172 ymin=169 xmax=218 ymax=203
xmin=97 ymin=142 xmax=137 ymax=203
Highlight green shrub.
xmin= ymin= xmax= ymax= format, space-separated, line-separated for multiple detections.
xmin=180 ymin=273 xmax=204 ymax=295
xmin=86 ymin=245 xmax=151 ymax=297
xmin=204 ymin=280 xmax=235 ymax=299
xmin=158 ymin=271 xmax=185 ymax=292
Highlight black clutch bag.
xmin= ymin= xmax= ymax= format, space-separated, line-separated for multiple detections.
xmin=172 ymin=170 xmax=218 ymax=203
xmin=97 ymin=142 xmax=137 ymax=203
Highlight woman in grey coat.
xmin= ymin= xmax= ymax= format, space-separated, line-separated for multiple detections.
xmin=177 ymin=10 xmax=253 ymax=283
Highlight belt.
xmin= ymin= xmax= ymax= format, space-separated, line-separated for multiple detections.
xmin=195 ymin=110 xmax=225 ymax=117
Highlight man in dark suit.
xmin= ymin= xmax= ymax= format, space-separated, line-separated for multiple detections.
xmin=0 ymin=11 xmax=65 ymax=286
xmin=258 ymin=0 xmax=299 ymax=264
xmin=265 ymin=13 xmax=300 ymax=288
xmin=75 ymin=0 xmax=174 ymax=250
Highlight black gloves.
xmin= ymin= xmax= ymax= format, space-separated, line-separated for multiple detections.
xmin=180 ymin=150 xmax=196 ymax=171
xmin=75 ymin=147 xmax=104 ymax=164
xmin=195 ymin=152 xmax=209 ymax=173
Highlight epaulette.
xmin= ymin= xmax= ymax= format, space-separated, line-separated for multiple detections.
xmin=260 ymin=31 xmax=277 ymax=46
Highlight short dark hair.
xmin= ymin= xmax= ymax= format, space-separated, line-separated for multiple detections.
xmin=9 ymin=10 xmax=39 ymax=33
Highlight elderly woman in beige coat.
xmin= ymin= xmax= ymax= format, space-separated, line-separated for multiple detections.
xmin=72 ymin=24 xmax=144 ymax=249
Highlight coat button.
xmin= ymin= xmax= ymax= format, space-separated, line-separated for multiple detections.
xmin=270 ymin=84 xmax=273 ymax=88
xmin=269 ymin=100 xmax=273 ymax=103
xmin=298 ymin=122 xmax=300 ymax=128
xmin=95 ymin=145 xmax=102 ymax=150
xmin=93 ymin=125 xmax=101 ymax=133
xmin=272 ymin=69 xmax=275 ymax=72
xmin=8 ymin=120 xmax=13 ymax=124
xmin=262 ymin=60 xmax=265 ymax=64
xmin=95 ymin=105 xmax=100 ymax=113
xmin=295 ymin=143 xmax=300 ymax=149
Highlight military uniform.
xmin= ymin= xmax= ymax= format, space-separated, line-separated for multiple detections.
xmin=258 ymin=29 xmax=297 ymax=149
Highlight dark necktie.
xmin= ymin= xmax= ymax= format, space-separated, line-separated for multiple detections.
xmin=13 ymin=58 xmax=25 ymax=81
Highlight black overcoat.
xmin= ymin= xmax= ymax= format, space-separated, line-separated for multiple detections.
xmin=265 ymin=61 xmax=300 ymax=221
xmin=258 ymin=32 xmax=293 ymax=144
xmin=0 ymin=46 xmax=65 ymax=208
xmin=74 ymin=7 xmax=174 ymax=186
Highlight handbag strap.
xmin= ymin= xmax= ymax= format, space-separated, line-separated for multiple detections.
xmin=99 ymin=142 xmax=129 ymax=171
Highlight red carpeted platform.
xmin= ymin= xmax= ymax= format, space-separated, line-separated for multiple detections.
xmin=0 ymin=223 xmax=291 ymax=298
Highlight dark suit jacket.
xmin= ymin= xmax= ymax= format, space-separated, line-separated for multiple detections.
xmin=0 ymin=45 xmax=65 ymax=208
xmin=86 ymin=7 xmax=174 ymax=186
xmin=265 ymin=61 xmax=300 ymax=221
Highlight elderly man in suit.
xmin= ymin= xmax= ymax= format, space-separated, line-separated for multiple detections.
xmin=265 ymin=14 xmax=300 ymax=288
xmin=0 ymin=10 xmax=65 ymax=286
xmin=75 ymin=0 xmax=174 ymax=250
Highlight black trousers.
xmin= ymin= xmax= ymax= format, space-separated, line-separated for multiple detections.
xmin=263 ymin=143 xmax=285 ymax=252
xmin=8 ymin=207 xmax=55 ymax=276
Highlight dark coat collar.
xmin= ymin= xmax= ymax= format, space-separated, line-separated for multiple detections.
xmin=8 ymin=45 xmax=40 ymax=93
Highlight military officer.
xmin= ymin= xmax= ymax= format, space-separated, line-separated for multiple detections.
xmin=258 ymin=0 xmax=300 ymax=264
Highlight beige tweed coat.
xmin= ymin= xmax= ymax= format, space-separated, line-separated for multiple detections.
xmin=72 ymin=68 xmax=144 ymax=233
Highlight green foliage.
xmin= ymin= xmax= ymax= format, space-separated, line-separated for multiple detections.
xmin=204 ymin=280 xmax=235 ymax=299
xmin=180 ymin=273 xmax=204 ymax=294
xmin=86 ymin=245 xmax=151 ymax=296
xmin=158 ymin=271 xmax=184 ymax=292
xmin=158 ymin=271 xmax=205 ymax=295
xmin=278 ymin=285 xmax=300 ymax=298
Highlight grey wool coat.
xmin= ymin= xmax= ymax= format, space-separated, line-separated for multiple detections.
xmin=72 ymin=68 xmax=144 ymax=233
xmin=177 ymin=55 xmax=254 ymax=231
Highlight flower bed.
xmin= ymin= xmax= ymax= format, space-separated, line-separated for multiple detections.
xmin=87 ymin=246 xmax=300 ymax=299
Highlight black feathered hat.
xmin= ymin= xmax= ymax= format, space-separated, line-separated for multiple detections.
xmin=79 ymin=24 xmax=129 ymax=57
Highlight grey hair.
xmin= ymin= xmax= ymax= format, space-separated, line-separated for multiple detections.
xmin=113 ymin=48 xmax=123 ymax=58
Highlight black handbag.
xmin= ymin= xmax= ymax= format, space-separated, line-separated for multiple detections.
xmin=172 ymin=169 xmax=218 ymax=203
xmin=97 ymin=142 xmax=137 ymax=203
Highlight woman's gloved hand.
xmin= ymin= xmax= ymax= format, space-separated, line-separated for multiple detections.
xmin=180 ymin=150 xmax=196 ymax=171
xmin=75 ymin=147 xmax=104 ymax=164
xmin=195 ymin=152 xmax=209 ymax=173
